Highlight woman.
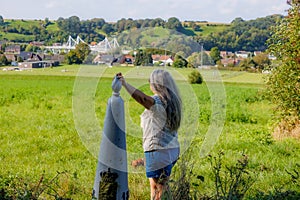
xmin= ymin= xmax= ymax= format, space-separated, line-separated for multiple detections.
xmin=117 ymin=69 xmax=182 ymax=200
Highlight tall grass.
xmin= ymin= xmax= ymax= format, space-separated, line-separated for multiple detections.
xmin=0 ymin=67 xmax=300 ymax=199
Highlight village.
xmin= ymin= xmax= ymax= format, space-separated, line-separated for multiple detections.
xmin=0 ymin=38 xmax=275 ymax=72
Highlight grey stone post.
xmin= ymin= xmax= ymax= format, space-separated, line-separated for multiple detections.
xmin=92 ymin=75 xmax=129 ymax=200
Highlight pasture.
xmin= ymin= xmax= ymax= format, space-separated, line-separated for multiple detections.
xmin=0 ymin=65 xmax=299 ymax=199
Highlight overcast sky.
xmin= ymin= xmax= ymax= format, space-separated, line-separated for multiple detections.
xmin=1 ymin=0 xmax=290 ymax=23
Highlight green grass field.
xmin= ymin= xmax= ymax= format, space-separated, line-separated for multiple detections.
xmin=0 ymin=65 xmax=299 ymax=199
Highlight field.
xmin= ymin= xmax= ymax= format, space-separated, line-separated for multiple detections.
xmin=0 ymin=65 xmax=300 ymax=199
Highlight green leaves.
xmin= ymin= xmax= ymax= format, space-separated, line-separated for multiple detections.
xmin=266 ymin=2 xmax=300 ymax=126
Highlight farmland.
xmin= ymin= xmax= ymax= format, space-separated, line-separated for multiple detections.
xmin=0 ymin=65 xmax=299 ymax=199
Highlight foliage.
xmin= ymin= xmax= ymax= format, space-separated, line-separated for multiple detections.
xmin=0 ymin=68 xmax=300 ymax=199
xmin=25 ymin=44 xmax=41 ymax=52
xmin=0 ymin=171 xmax=78 ymax=200
xmin=133 ymin=49 xmax=153 ymax=66
xmin=0 ymin=15 xmax=282 ymax=52
xmin=0 ymin=15 xmax=4 ymax=25
xmin=0 ymin=54 xmax=9 ymax=66
xmin=210 ymin=47 xmax=222 ymax=64
xmin=236 ymin=53 xmax=271 ymax=72
xmin=195 ymin=15 xmax=283 ymax=52
xmin=252 ymin=53 xmax=271 ymax=70
xmin=165 ymin=17 xmax=184 ymax=32
xmin=266 ymin=1 xmax=300 ymax=128
xmin=169 ymin=151 xmax=202 ymax=200
xmin=208 ymin=151 xmax=255 ymax=200
xmin=188 ymin=70 xmax=203 ymax=84
xmin=65 ymin=43 xmax=91 ymax=64
xmin=173 ymin=54 xmax=188 ymax=68
xmin=286 ymin=163 xmax=300 ymax=188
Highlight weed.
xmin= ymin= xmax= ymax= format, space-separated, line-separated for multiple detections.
xmin=208 ymin=151 xmax=255 ymax=200
xmin=0 ymin=171 xmax=78 ymax=200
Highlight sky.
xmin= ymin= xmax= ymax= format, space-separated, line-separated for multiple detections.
xmin=1 ymin=0 xmax=290 ymax=23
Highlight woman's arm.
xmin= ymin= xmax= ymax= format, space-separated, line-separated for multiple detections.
xmin=117 ymin=73 xmax=154 ymax=109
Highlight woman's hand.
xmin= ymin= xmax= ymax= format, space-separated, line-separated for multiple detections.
xmin=116 ymin=72 xmax=126 ymax=86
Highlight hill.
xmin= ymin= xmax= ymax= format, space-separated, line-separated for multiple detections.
xmin=0 ymin=15 xmax=283 ymax=52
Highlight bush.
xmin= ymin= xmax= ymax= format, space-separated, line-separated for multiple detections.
xmin=266 ymin=1 xmax=300 ymax=132
xmin=188 ymin=70 xmax=203 ymax=84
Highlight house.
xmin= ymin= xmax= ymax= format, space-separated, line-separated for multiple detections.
xmin=19 ymin=52 xmax=43 ymax=61
xmin=29 ymin=41 xmax=44 ymax=47
xmin=42 ymin=54 xmax=65 ymax=63
xmin=18 ymin=60 xmax=59 ymax=69
xmin=220 ymin=57 xmax=243 ymax=67
xmin=93 ymin=54 xmax=116 ymax=65
xmin=254 ymin=51 xmax=262 ymax=56
xmin=118 ymin=54 xmax=134 ymax=65
xmin=4 ymin=53 xmax=17 ymax=62
xmin=151 ymin=54 xmax=174 ymax=66
xmin=18 ymin=61 xmax=45 ymax=69
xmin=19 ymin=52 xmax=33 ymax=61
xmin=5 ymin=45 xmax=21 ymax=54
xmin=235 ymin=51 xmax=249 ymax=59
xmin=220 ymin=51 xmax=235 ymax=59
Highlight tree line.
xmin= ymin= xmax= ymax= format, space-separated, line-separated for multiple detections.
xmin=194 ymin=15 xmax=284 ymax=52
xmin=0 ymin=15 xmax=283 ymax=52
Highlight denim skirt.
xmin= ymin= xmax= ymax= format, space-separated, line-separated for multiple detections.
xmin=144 ymin=148 xmax=179 ymax=178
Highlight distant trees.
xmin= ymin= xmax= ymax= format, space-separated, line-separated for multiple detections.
xmin=57 ymin=16 xmax=81 ymax=34
xmin=0 ymin=15 xmax=286 ymax=53
xmin=65 ymin=43 xmax=91 ymax=64
xmin=25 ymin=44 xmax=41 ymax=52
xmin=266 ymin=0 xmax=300 ymax=133
xmin=195 ymin=15 xmax=283 ymax=52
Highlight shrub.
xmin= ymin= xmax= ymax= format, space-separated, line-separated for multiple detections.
xmin=266 ymin=0 xmax=300 ymax=133
xmin=188 ymin=70 xmax=203 ymax=84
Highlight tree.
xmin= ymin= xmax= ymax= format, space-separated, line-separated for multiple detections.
xmin=0 ymin=15 xmax=4 ymax=25
xmin=187 ymin=52 xmax=201 ymax=68
xmin=65 ymin=50 xmax=80 ymax=64
xmin=65 ymin=43 xmax=91 ymax=64
xmin=133 ymin=49 xmax=153 ymax=66
xmin=238 ymin=58 xmax=256 ymax=71
xmin=0 ymin=55 xmax=9 ymax=66
xmin=102 ymin=24 xmax=114 ymax=34
xmin=75 ymin=43 xmax=91 ymax=62
xmin=165 ymin=17 xmax=183 ymax=31
xmin=172 ymin=54 xmax=188 ymax=68
xmin=266 ymin=0 xmax=300 ymax=133
xmin=252 ymin=53 xmax=271 ymax=70
xmin=188 ymin=70 xmax=203 ymax=84
xmin=25 ymin=44 xmax=41 ymax=52
xmin=210 ymin=47 xmax=222 ymax=64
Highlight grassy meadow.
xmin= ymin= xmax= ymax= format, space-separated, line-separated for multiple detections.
xmin=0 ymin=65 xmax=299 ymax=199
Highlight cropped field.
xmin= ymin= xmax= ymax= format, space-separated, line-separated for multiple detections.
xmin=0 ymin=65 xmax=299 ymax=199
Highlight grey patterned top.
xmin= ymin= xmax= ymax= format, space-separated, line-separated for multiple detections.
xmin=141 ymin=95 xmax=180 ymax=152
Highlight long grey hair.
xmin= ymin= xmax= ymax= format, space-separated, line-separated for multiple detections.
xmin=149 ymin=69 xmax=182 ymax=132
